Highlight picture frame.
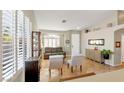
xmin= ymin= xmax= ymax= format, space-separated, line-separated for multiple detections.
xmin=88 ymin=39 xmax=104 ymax=46
xmin=66 ymin=40 xmax=70 ymax=44
xmin=115 ymin=41 xmax=121 ymax=48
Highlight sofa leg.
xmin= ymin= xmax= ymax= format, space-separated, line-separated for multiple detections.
xmin=67 ymin=63 xmax=69 ymax=68
xmin=63 ymin=59 xmax=65 ymax=64
xmin=49 ymin=69 xmax=51 ymax=77
xmin=80 ymin=65 xmax=82 ymax=72
xmin=71 ymin=66 xmax=73 ymax=73
xmin=75 ymin=65 xmax=77 ymax=69
xmin=60 ymin=68 xmax=63 ymax=75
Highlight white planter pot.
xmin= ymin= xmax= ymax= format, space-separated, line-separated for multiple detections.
xmin=105 ymin=59 xmax=110 ymax=65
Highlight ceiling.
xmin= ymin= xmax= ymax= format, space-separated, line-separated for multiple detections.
xmin=34 ymin=10 xmax=116 ymax=31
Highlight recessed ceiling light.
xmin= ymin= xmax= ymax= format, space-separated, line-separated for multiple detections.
xmin=62 ymin=19 xmax=67 ymax=23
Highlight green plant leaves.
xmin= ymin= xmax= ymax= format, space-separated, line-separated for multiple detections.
xmin=101 ymin=49 xmax=112 ymax=55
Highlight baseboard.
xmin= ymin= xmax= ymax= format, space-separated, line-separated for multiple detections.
xmin=110 ymin=63 xmax=122 ymax=67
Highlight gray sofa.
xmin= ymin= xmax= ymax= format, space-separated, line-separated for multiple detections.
xmin=44 ymin=47 xmax=66 ymax=59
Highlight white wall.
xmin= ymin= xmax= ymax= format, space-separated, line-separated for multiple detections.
xmin=87 ymin=11 xmax=118 ymax=31
xmin=40 ymin=29 xmax=81 ymax=55
xmin=23 ymin=10 xmax=37 ymax=30
xmin=118 ymin=10 xmax=124 ymax=25
xmin=63 ymin=31 xmax=71 ymax=55
xmin=114 ymin=29 xmax=124 ymax=66
xmin=121 ymin=35 xmax=124 ymax=62
xmin=82 ymin=28 xmax=115 ymax=66
xmin=81 ymin=24 xmax=124 ymax=66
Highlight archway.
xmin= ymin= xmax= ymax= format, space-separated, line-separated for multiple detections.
xmin=114 ymin=29 xmax=124 ymax=66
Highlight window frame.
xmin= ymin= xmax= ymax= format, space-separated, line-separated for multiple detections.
xmin=43 ymin=34 xmax=60 ymax=48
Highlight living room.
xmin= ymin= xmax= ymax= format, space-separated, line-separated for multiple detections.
xmin=1 ymin=10 xmax=124 ymax=82
xmin=2 ymin=1 xmax=124 ymax=93
xmin=32 ymin=10 xmax=124 ymax=82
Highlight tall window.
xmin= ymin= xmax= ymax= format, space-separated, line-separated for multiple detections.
xmin=0 ymin=10 xmax=27 ymax=81
xmin=16 ymin=10 xmax=24 ymax=70
xmin=43 ymin=34 xmax=60 ymax=47
xmin=24 ymin=16 xmax=32 ymax=59
xmin=1 ymin=10 xmax=15 ymax=81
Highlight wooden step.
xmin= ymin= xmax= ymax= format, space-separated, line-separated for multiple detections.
xmin=59 ymin=72 xmax=96 ymax=82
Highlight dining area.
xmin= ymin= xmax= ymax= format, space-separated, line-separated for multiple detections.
xmin=48 ymin=54 xmax=84 ymax=76
xmin=40 ymin=54 xmax=95 ymax=82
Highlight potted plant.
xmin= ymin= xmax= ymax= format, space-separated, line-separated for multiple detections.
xmin=101 ymin=49 xmax=112 ymax=59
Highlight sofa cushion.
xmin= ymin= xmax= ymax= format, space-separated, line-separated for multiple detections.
xmin=45 ymin=53 xmax=52 ymax=55
xmin=45 ymin=47 xmax=52 ymax=53
xmin=56 ymin=52 xmax=64 ymax=55
xmin=51 ymin=53 xmax=57 ymax=55
xmin=51 ymin=48 xmax=57 ymax=53
xmin=56 ymin=47 xmax=63 ymax=52
xmin=44 ymin=47 xmax=66 ymax=59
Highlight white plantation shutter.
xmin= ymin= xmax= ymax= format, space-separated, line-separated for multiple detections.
xmin=1 ymin=10 xmax=16 ymax=81
xmin=29 ymin=22 xmax=32 ymax=57
xmin=0 ymin=10 xmax=30 ymax=81
xmin=16 ymin=10 xmax=24 ymax=70
xmin=24 ymin=17 xmax=28 ymax=59
xmin=24 ymin=16 xmax=32 ymax=59
xmin=12 ymin=11 xmax=16 ymax=74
